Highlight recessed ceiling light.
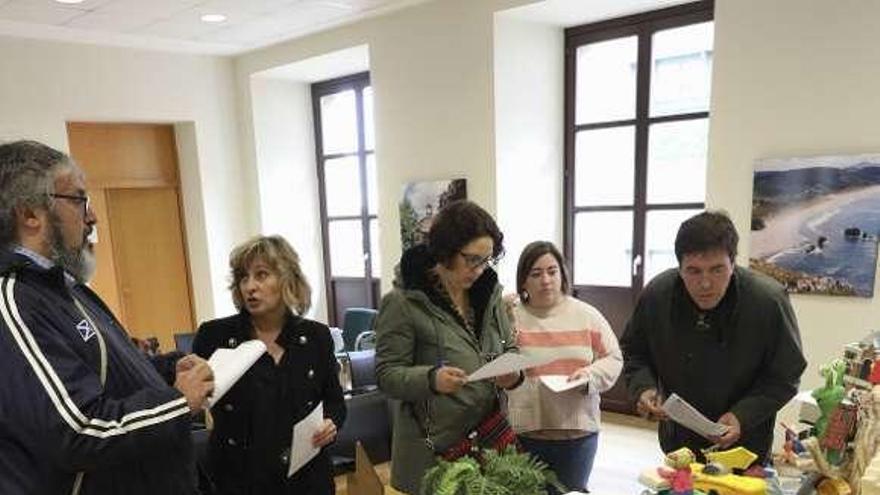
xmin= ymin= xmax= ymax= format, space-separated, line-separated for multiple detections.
xmin=200 ymin=13 xmax=227 ymax=23
xmin=55 ymin=0 xmax=85 ymax=4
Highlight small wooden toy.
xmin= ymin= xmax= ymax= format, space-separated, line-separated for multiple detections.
xmin=657 ymin=447 xmax=696 ymax=495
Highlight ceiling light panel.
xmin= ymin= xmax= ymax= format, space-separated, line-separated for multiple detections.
xmin=197 ymin=0 xmax=304 ymax=16
xmin=0 ymin=1 xmax=85 ymax=24
xmin=94 ymin=0 xmax=204 ymax=16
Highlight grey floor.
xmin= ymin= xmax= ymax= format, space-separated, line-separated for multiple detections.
xmin=589 ymin=412 xmax=663 ymax=495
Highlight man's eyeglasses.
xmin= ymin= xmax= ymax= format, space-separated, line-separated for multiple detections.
xmin=459 ymin=251 xmax=500 ymax=269
xmin=49 ymin=193 xmax=91 ymax=217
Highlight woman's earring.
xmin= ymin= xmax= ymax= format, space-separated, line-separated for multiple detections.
xmin=520 ymin=290 xmax=530 ymax=303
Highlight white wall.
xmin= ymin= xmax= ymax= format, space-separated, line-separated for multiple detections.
xmin=0 ymin=36 xmax=248 ymax=322
xmin=708 ymin=0 xmax=880 ymax=390
xmin=235 ymin=0 xmax=538 ymax=313
xmin=249 ymin=77 xmax=328 ymax=322
xmin=493 ymin=15 xmax=564 ymax=291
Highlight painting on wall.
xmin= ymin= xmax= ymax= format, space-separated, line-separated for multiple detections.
xmin=399 ymin=178 xmax=467 ymax=250
xmin=749 ymin=153 xmax=880 ymax=297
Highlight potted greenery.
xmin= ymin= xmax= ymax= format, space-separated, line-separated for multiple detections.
xmin=420 ymin=447 xmax=568 ymax=495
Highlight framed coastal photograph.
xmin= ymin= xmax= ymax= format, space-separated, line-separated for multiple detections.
xmin=399 ymin=178 xmax=467 ymax=250
xmin=749 ymin=153 xmax=880 ymax=297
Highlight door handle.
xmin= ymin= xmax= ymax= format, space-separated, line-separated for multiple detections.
xmin=632 ymin=254 xmax=642 ymax=277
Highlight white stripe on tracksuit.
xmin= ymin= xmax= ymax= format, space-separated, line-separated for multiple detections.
xmin=0 ymin=274 xmax=189 ymax=439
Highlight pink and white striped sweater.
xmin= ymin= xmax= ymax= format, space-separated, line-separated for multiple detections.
xmin=506 ymin=296 xmax=622 ymax=438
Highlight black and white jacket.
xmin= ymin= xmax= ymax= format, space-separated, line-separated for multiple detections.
xmin=0 ymin=250 xmax=195 ymax=494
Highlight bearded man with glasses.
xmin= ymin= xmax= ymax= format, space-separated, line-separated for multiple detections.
xmin=0 ymin=140 xmax=214 ymax=495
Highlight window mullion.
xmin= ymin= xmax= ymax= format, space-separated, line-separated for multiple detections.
xmin=354 ymin=84 xmax=374 ymax=306
xmin=632 ymin=25 xmax=652 ymax=290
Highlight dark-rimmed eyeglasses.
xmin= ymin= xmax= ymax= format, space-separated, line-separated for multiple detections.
xmin=49 ymin=193 xmax=90 ymax=217
xmin=459 ymin=251 xmax=499 ymax=269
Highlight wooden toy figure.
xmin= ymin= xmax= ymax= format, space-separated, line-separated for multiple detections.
xmin=813 ymin=360 xmax=847 ymax=438
xmin=658 ymin=447 xmax=696 ymax=495
xmin=869 ymin=359 xmax=880 ymax=385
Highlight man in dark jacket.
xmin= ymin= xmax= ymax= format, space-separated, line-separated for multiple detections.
xmin=0 ymin=140 xmax=215 ymax=494
xmin=621 ymin=211 xmax=806 ymax=463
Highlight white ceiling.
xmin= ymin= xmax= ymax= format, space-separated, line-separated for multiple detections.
xmin=254 ymin=43 xmax=368 ymax=82
xmin=501 ymin=0 xmax=696 ymax=27
xmin=0 ymin=0 xmax=425 ymax=55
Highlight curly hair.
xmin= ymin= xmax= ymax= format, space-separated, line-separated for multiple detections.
xmin=427 ymin=200 xmax=504 ymax=266
xmin=228 ymin=235 xmax=311 ymax=315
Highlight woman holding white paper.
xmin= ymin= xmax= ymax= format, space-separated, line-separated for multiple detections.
xmin=193 ymin=235 xmax=345 ymax=495
xmin=375 ymin=201 xmax=521 ymax=495
xmin=506 ymin=241 xmax=623 ymax=494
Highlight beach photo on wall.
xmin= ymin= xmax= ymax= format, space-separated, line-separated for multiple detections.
xmin=750 ymin=153 xmax=880 ymax=297
xmin=399 ymin=178 xmax=467 ymax=250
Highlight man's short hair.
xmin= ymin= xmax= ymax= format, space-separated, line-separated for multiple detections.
xmin=0 ymin=141 xmax=71 ymax=249
xmin=674 ymin=210 xmax=739 ymax=263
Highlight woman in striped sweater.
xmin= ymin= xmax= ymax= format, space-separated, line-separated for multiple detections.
xmin=506 ymin=241 xmax=623 ymax=493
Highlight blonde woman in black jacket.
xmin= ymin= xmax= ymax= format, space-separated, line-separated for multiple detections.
xmin=194 ymin=235 xmax=346 ymax=495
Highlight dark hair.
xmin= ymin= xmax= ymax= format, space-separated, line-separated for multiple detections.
xmin=516 ymin=241 xmax=570 ymax=302
xmin=0 ymin=140 xmax=73 ymax=249
xmin=674 ymin=210 xmax=739 ymax=263
xmin=427 ymin=200 xmax=504 ymax=266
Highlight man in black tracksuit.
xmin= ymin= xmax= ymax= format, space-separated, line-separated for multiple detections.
xmin=0 ymin=140 xmax=215 ymax=494
xmin=621 ymin=211 xmax=806 ymax=464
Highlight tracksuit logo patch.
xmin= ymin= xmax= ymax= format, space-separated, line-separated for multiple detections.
xmin=76 ymin=319 xmax=95 ymax=342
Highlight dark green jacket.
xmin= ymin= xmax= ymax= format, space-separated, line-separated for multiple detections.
xmin=621 ymin=266 xmax=806 ymax=463
xmin=375 ymin=245 xmax=514 ymax=494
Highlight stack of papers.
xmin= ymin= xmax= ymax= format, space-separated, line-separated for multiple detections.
xmin=207 ymin=340 xmax=267 ymax=407
xmin=661 ymin=393 xmax=729 ymax=438
xmin=467 ymin=353 xmax=555 ymax=382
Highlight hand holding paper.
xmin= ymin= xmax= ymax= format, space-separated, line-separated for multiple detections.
xmin=288 ymin=402 xmax=324 ymax=477
xmin=467 ymin=353 xmax=554 ymax=382
xmin=207 ymin=340 xmax=267 ymax=407
xmin=311 ymin=418 xmax=337 ymax=448
xmin=661 ymin=393 xmax=729 ymax=439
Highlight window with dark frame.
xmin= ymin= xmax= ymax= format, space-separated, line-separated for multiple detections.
xmin=311 ymin=72 xmax=379 ymax=326
xmin=564 ymin=1 xmax=714 ymax=293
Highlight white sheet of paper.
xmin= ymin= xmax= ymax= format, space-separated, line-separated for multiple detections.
xmin=540 ymin=374 xmax=590 ymax=393
xmin=661 ymin=393 xmax=729 ymax=438
xmin=467 ymin=353 xmax=553 ymax=382
xmin=207 ymin=340 xmax=267 ymax=407
xmin=288 ymin=402 xmax=324 ymax=477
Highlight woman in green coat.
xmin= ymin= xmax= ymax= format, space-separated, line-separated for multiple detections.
xmin=375 ymin=200 xmax=522 ymax=494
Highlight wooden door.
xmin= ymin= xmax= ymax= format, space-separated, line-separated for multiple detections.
xmin=106 ymin=188 xmax=193 ymax=351
xmin=67 ymin=123 xmax=194 ymax=352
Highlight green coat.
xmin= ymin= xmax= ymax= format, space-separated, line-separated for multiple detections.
xmin=375 ymin=246 xmax=514 ymax=494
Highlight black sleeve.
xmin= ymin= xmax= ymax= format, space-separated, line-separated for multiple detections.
xmin=0 ymin=278 xmax=191 ymax=471
xmin=620 ymin=292 xmax=658 ymax=404
xmin=730 ymin=292 xmax=807 ymax=430
xmin=149 ymin=351 xmax=186 ymax=385
xmin=192 ymin=322 xmax=216 ymax=360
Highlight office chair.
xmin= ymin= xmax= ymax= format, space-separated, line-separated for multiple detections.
xmin=341 ymin=307 xmax=378 ymax=351
xmin=354 ymin=330 xmax=376 ymax=351
xmin=329 ymin=389 xmax=392 ymax=475
xmin=348 ymin=349 xmax=377 ymax=391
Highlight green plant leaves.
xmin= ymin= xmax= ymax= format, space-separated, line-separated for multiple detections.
xmin=421 ymin=447 xmax=569 ymax=495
